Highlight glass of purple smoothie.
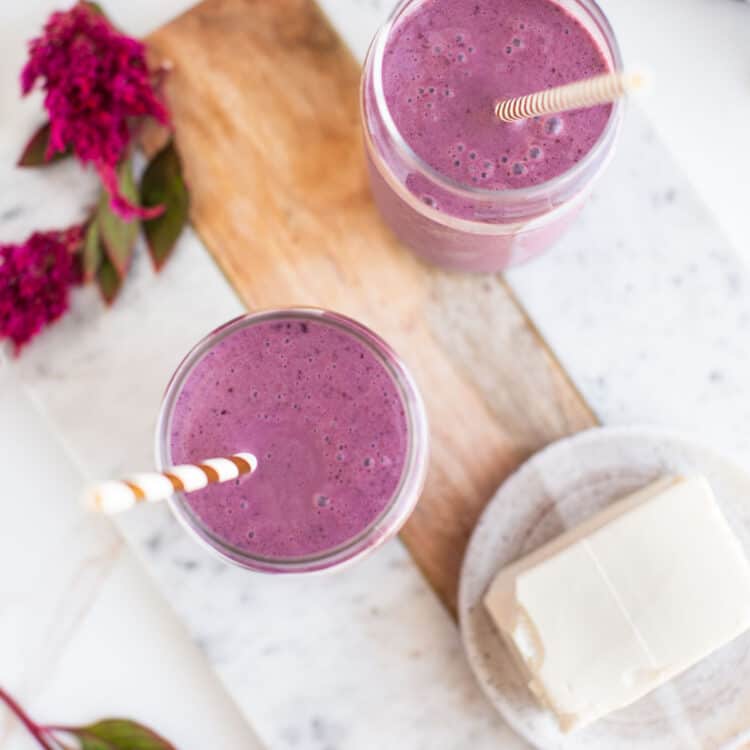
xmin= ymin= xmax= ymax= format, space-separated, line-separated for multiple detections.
xmin=361 ymin=0 xmax=623 ymax=272
xmin=155 ymin=308 xmax=429 ymax=574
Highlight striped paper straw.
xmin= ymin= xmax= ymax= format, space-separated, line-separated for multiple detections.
xmin=84 ymin=452 xmax=258 ymax=514
xmin=495 ymin=71 xmax=645 ymax=123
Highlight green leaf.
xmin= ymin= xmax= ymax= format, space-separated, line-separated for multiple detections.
xmin=66 ymin=719 xmax=176 ymax=750
xmin=96 ymin=254 xmax=122 ymax=306
xmin=17 ymin=122 xmax=71 ymax=167
xmin=83 ymin=1 xmax=107 ymax=15
xmin=82 ymin=219 xmax=104 ymax=283
xmin=98 ymin=161 xmax=139 ymax=277
xmin=140 ymin=139 xmax=189 ymax=270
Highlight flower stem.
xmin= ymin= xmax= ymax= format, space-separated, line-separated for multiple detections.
xmin=0 ymin=686 xmax=57 ymax=750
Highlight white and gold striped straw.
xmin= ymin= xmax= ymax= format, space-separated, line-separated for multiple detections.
xmin=84 ymin=452 xmax=258 ymax=514
xmin=495 ymin=71 xmax=645 ymax=123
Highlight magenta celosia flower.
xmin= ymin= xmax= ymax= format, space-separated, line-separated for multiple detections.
xmin=0 ymin=228 xmax=83 ymax=353
xmin=20 ymin=2 xmax=167 ymax=220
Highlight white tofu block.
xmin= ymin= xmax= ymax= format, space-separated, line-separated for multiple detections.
xmin=484 ymin=476 xmax=750 ymax=733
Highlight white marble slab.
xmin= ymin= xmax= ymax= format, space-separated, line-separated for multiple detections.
xmin=0 ymin=364 xmax=263 ymax=750
xmin=506 ymin=107 xmax=750 ymax=465
xmin=594 ymin=0 xmax=750 ymax=263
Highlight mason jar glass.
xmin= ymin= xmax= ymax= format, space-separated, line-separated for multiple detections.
xmin=155 ymin=308 xmax=429 ymax=573
xmin=361 ymin=0 xmax=623 ymax=272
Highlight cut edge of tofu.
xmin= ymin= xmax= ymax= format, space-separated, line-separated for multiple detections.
xmin=482 ymin=475 xmax=745 ymax=734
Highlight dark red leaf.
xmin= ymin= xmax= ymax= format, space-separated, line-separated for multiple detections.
xmin=140 ymin=139 xmax=189 ymax=270
xmin=64 ymin=719 xmax=177 ymax=750
xmin=96 ymin=254 xmax=122 ymax=306
xmin=17 ymin=123 xmax=71 ymax=167
xmin=82 ymin=219 xmax=104 ymax=283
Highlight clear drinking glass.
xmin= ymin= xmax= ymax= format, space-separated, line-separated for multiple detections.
xmin=361 ymin=0 xmax=623 ymax=272
xmin=155 ymin=308 xmax=429 ymax=574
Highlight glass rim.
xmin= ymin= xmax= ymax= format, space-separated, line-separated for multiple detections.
xmin=365 ymin=0 xmax=624 ymax=205
xmin=155 ymin=307 xmax=429 ymax=573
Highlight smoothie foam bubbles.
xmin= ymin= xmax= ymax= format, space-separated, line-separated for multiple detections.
xmin=156 ymin=309 xmax=429 ymax=574
xmin=362 ymin=0 xmax=623 ymax=271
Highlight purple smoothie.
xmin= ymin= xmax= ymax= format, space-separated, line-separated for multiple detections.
xmin=168 ymin=314 xmax=409 ymax=560
xmin=362 ymin=0 xmax=620 ymax=271
xmin=382 ymin=0 xmax=612 ymax=202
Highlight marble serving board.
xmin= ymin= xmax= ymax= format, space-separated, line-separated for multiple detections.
xmin=7 ymin=0 xmax=750 ymax=748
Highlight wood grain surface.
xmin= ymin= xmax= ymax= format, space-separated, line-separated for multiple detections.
xmin=146 ymin=0 xmax=597 ymax=614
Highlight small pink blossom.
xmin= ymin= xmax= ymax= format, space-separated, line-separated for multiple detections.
xmin=21 ymin=2 xmax=168 ymax=219
xmin=0 ymin=228 xmax=83 ymax=353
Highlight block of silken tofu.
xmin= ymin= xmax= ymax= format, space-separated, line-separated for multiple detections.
xmin=484 ymin=476 xmax=750 ymax=732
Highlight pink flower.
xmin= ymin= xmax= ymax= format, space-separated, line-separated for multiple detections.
xmin=21 ymin=2 xmax=168 ymax=219
xmin=0 ymin=228 xmax=83 ymax=353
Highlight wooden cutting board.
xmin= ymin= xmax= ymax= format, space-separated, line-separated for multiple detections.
xmin=146 ymin=0 xmax=597 ymax=614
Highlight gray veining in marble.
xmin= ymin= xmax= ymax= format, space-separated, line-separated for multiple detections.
xmin=507 ymin=105 xmax=750 ymax=466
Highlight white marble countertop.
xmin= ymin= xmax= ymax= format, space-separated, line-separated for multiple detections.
xmin=1 ymin=1 xmax=749 ymax=749
xmin=0 ymin=363 xmax=263 ymax=750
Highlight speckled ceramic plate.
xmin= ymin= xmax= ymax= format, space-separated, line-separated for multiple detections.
xmin=458 ymin=426 xmax=750 ymax=750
